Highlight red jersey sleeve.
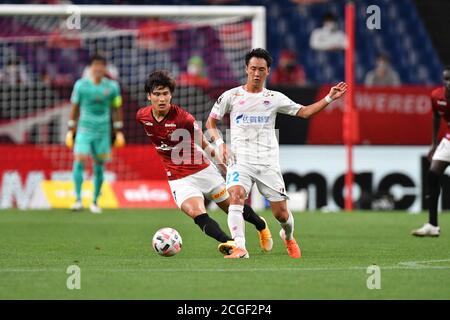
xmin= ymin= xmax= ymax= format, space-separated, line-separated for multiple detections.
xmin=136 ymin=106 xmax=154 ymax=142
xmin=431 ymin=88 xmax=440 ymax=113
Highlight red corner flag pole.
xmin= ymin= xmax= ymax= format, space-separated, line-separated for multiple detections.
xmin=344 ymin=2 xmax=355 ymax=211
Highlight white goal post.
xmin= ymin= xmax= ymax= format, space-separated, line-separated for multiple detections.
xmin=0 ymin=4 xmax=266 ymax=49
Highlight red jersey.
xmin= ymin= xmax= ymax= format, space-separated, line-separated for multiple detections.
xmin=136 ymin=104 xmax=210 ymax=180
xmin=431 ymin=87 xmax=450 ymax=140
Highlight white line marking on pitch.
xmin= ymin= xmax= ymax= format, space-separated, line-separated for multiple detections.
xmin=1 ymin=261 xmax=450 ymax=273
xmin=397 ymin=258 xmax=450 ymax=269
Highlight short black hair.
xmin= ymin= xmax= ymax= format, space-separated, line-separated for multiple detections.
xmin=245 ymin=48 xmax=272 ymax=68
xmin=323 ymin=12 xmax=337 ymax=22
xmin=377 ymin=52 xmax=391 ymax=62
xmin=145 ymin=70 xmax=176 ymax=94
xmin=444 ymin=65 xmax=450 ymax=72
xmin=89 ymin=53 xmax=107 ymax=65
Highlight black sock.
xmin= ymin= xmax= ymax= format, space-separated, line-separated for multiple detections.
xmin=428 ymin=170 xmax=441 ymax=227
xmin=194 ymin=213 xmax=232 ymax=243
xmin=243 ymin=204 xmax=266 ymax=231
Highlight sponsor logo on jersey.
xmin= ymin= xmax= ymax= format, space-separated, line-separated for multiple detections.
xmin=165 ymin=123 xmax=177 ymax=127
xmin=437 ymin=100 xmax=447 ymax=106
xmin=235 ymin=113 xmax=270 ymax=125
xmin=143 ymin=121 xmax=153 ymax=126
xmin=155 ymin=142 xmax=174 ymax=151
xmin=212 ymin=188 xmax=227 ymax=199
xmin=263 ymin=100 xmax=271 ymax=107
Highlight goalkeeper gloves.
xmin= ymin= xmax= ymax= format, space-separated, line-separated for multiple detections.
xmin=65 ymin=131 xmax=74 ymax=149
xmin=114 ymin=131 xmax=126 ymax=148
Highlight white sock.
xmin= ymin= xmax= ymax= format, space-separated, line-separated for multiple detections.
xmin=280 ymin=211 xmax=294 ymax=240
xmin=228 ymin=204 xmax=246 ymax=249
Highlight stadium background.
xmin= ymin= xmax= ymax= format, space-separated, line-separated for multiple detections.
xmin=0 ymin=0 xmax=449 ymax=213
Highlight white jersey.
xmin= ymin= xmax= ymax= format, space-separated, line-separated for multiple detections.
xmin=210 ymin=86 xmax=303 ymax=166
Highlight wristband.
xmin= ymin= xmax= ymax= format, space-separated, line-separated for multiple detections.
xmin=215 ymin=138 xmax=224 ymax=147
xmin=67 ymin=120 xmax=76 ymax=129
xmin=325 ymin=95 xmax=333 ymax=104
xmin=113 ymin=121 xmax=124 ymax=129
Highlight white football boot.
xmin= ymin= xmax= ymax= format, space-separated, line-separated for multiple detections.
xmin=89 ymin=203 xmax=102 ymax=214
xmin=411 ymin=223 xmax=440 ymax=237
xmin=71 ymin=201 xmax=83 ymax=211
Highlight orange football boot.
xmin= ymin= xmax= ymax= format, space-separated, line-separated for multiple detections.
xmin=280 ymin=230 xmax=302 ymax=259
xmin=257 ymin=217 xmax=273 ymax=252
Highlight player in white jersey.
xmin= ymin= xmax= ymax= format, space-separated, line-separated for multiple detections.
xmin=206 ymin=48 xmax=347 ymax=258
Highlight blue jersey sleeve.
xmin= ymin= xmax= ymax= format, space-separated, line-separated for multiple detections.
xmin=70 ymin=80 xmax=82 ymax=105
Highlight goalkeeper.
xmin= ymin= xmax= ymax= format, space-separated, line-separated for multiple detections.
xmin=66 ymin=53 xmax=125 ymax=214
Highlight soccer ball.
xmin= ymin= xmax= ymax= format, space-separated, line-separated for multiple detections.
xmin=152 ymin=227 xmax=182 ymax=257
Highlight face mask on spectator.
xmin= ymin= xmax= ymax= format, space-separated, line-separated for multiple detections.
xmin=286 ymin=62 xmax=296 ymax=71
xmin=376 ymin=60 xmax=388 ymax=71
xmin=188 ymin=64 xmax=201 ymax=76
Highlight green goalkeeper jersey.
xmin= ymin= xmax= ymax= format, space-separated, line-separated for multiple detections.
xmin=71 ymin=77 xmax=122 ymax=134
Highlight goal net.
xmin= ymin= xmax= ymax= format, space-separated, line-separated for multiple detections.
xmin=0 ymin=5 xmax=265 ymax=187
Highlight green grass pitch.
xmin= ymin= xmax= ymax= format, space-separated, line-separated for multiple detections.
xmin=0 ymin=209 xmax=449 ymax=299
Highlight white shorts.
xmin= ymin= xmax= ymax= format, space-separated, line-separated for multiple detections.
xmin=168 ymin=164 xmax=229 ymax=208
xmin=226 ymin=163 xmax=288 ymax=202
xmin=432 ymin=138 xmax=450 ymax=162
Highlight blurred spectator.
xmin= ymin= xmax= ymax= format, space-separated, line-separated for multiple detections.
xmin=309 ymin=12 xmax=347 ymax=51
xmin=270 ymin=50 xmax=306 ymax=86
xmin=0 ymin=57 xmax=30 ymax=85
xmin=137 ymin=18 xmax=177 ymax=51
xmin=41 ymin=71 xmax=52 ymax=86
xmin=177 ymin=55 xmax=211 ymax=88
xmin=364 ymin=53 xmax=401 ymax=87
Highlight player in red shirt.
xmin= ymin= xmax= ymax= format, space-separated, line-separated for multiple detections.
xmin=137 ymin=71 xmax=273 ymax=255
xmin=412 ymin=66 xmax=450 ymax=237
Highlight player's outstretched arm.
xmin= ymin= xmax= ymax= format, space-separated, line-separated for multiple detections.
xmin=205 ymin=116 xmax=222 ymax=144
xmin=205 ymin=116 xmax=230 ymax=165
xmin=296 ymin=82 xmax=347 ymax=119
xmin=65 ymin=103 xmax=79 ymax=148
